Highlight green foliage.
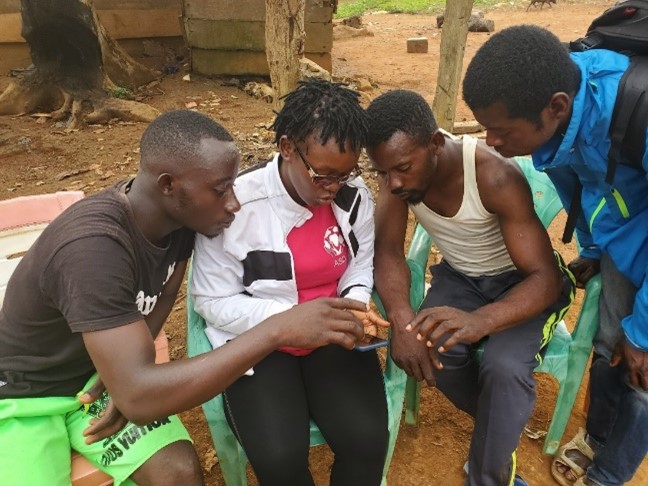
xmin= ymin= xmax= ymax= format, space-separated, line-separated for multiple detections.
xmin=111 ymin=86 xmax=132 ymax=99
xmin=335 ymin=0 xmax=521 ymax=18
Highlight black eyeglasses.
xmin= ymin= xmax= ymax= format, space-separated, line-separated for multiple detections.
xmin=293 ymin=144 xmax=362 ymax=187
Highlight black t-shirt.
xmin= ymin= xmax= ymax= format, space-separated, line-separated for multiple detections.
xmin=0 ymin=181 xmax=194 ymax=398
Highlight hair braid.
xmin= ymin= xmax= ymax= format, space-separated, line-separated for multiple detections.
xmin=271 ymin=79 xmax=368 ymax=152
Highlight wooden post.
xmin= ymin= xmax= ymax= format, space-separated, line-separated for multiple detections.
xmin=432 ymin=0 xmax=474 ymax=132
xmin=265 ymin=0 xmax=305 ymax=111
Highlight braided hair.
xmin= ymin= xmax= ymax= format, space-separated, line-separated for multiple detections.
xmin=270 ymin=79 xmax=368 ymax=152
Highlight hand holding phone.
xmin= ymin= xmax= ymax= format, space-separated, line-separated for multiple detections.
xmin=354 ymin=334 xmax=388 ymax=352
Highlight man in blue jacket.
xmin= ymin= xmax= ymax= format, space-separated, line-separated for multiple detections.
xmin=463 ymin=25 xmax=648 ymax=486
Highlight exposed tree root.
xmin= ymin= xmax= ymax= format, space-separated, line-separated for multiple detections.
xmin=0 ymin=81 xmax=61 ymax=116
xmin=2 ymin=0 xmax=161 ymax=129
xmin=0 ymin=81 xmax=159 ymax=128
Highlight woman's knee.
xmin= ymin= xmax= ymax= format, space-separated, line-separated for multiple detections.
xmin=248 ymin=441 xmax=312 ymax=485
xmin=330 ymin=423 xmax=388 ymax=465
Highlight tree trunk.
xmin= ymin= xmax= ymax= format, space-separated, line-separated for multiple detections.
xmin=265 ymin=0 xmax=305 ymax=111
xmin=432 ymin=0 xmax=474 ymax=132
xmin=0 ymin=0 xmax=160 ymax=128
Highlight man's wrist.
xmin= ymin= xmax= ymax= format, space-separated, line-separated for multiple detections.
xmin=387 ymin=310 xmax=415 ymax=333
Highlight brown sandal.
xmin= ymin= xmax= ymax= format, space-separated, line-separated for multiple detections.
xmin=551 ymin=428 xmax=595 ymax=486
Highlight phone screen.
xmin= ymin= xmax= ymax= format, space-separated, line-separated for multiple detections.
xmin=354 ymin=334 xmax=388 ymax=352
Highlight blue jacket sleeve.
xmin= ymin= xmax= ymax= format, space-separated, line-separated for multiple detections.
xmin=544 ymin=165 xmax=601 ymax=259
xmin=625 ymin=127 xmax=648 ymax=350
xmin=622 ymin=283 xmax=648 ymax=352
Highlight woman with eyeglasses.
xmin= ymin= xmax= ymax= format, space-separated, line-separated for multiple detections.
xmin=191 ymin=80 xmax=390 ymax=486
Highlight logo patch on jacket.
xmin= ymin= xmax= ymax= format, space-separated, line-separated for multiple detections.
xmin=324 ymin=226 xmax=348 ymax=267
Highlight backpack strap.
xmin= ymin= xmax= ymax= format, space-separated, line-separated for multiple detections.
xmin=569 ymin=32 xmax=605 ymax=52
xmin=561 ymin=179 xmax=583 ymax=244
xmin=607 ymin=56 xmax=648 ymax=184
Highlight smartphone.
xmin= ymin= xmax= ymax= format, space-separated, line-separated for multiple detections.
xmin=354 ymin=334 xmax=388 ymax=352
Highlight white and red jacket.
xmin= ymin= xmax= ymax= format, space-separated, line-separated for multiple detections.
xmin=191 ymin=154 xmax=375 ymax=349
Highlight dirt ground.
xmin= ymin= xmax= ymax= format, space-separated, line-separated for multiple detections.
xmin=1 ymin=0 xmax=646 ymax=484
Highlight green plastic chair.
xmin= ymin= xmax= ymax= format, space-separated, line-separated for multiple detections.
xmin=400 ymin=156 xmax=601 ymax=456
xmin=186 ymin=265 xmax=409 ymax=485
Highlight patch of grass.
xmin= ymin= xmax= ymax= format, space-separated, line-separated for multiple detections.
xmin=335 ymin=0 xmax=520 ymax=18
xmin=111 ymin=86 xmax=132 ymax=99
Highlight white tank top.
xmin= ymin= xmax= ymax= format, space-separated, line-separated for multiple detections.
xmin=410 ymin=135 xmax=516 ymax=277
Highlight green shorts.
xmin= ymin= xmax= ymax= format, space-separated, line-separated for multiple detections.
xmin=0 ymin=375 xmax=191 ymax=486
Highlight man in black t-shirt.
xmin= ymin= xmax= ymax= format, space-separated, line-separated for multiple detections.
xmin=0 ymin=110 xmax=367 ymax=485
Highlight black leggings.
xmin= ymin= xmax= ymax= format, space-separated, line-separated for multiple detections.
xmin=223 ymin=344 xmax=389 ymax=486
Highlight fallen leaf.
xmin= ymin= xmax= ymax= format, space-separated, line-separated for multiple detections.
xmin=55 ymin=168 xmax=90 ymax=181
xmin=523 ymin=426 xmax=547 ymax=440
xmin=66 ymin=180 xmax=84 ymax=190
xmin=202 ymin=448 xmax=219 ymax=473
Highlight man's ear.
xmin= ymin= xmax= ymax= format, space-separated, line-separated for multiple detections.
xmin=547 ymin=92 xmax=571 ymax=122
xmin=157 ymin=173 xmax=174 ymax=195
xmin=278 ymin=135 xmax=293 ymax=160
xmin=429 ymin=129 xmax=446 ymax=155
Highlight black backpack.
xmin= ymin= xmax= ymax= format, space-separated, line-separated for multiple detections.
xmin=562 ymin=0 xmax=648 ymax=243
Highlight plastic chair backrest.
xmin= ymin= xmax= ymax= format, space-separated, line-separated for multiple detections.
xmin=0 ymin=192 xmax=85 ymax=307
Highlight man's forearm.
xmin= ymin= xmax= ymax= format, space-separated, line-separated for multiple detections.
xmin=88 ymin=297 xmax=366 ymax=425
xmin=106 ymin=320 xmax=284 ymax=425
xmin=375 ymin=254 xmax=415 ymax=327
xmin=472 ymin=269 xmax=562 ymax=334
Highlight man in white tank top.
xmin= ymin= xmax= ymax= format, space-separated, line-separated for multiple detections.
xmin=366 ymin=90 xmax=574 ymax=486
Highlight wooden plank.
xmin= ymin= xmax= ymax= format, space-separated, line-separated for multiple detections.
xmin=305 ymin=1 xmax=335 ymax=24
xmin=0 ymin=0 xmax=18 ymax=15
xmin=192 ymin=49 xmax=331 ymax=76
xmin=93 ymin=0 xmax=179 ymax=10
xmin=0 ymin=13 xmax=21 ymax=42
xmin=185 ymin=19 xmax=332 ymax=53
xmin=0 ymin=0 xmax=179 ymax=14
xmin=184 ymin=0 xmax=333 ymax=23
xmin=98 ymin=8 xmax=182 ymax=39
xmin=0 ymin=38 xmax=188 ymax=74
xmin=184 ymin=0 xmax=264 ymax=21
xmin=0 ymin=8 xmax=181 ymax=44
xmin=0 ymin=43 xmax=30 ymax=72
xmin=186 ymin=19 xmax=266 ymax=51
xmin=192 ymin=49 xmax=269 ymax=76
